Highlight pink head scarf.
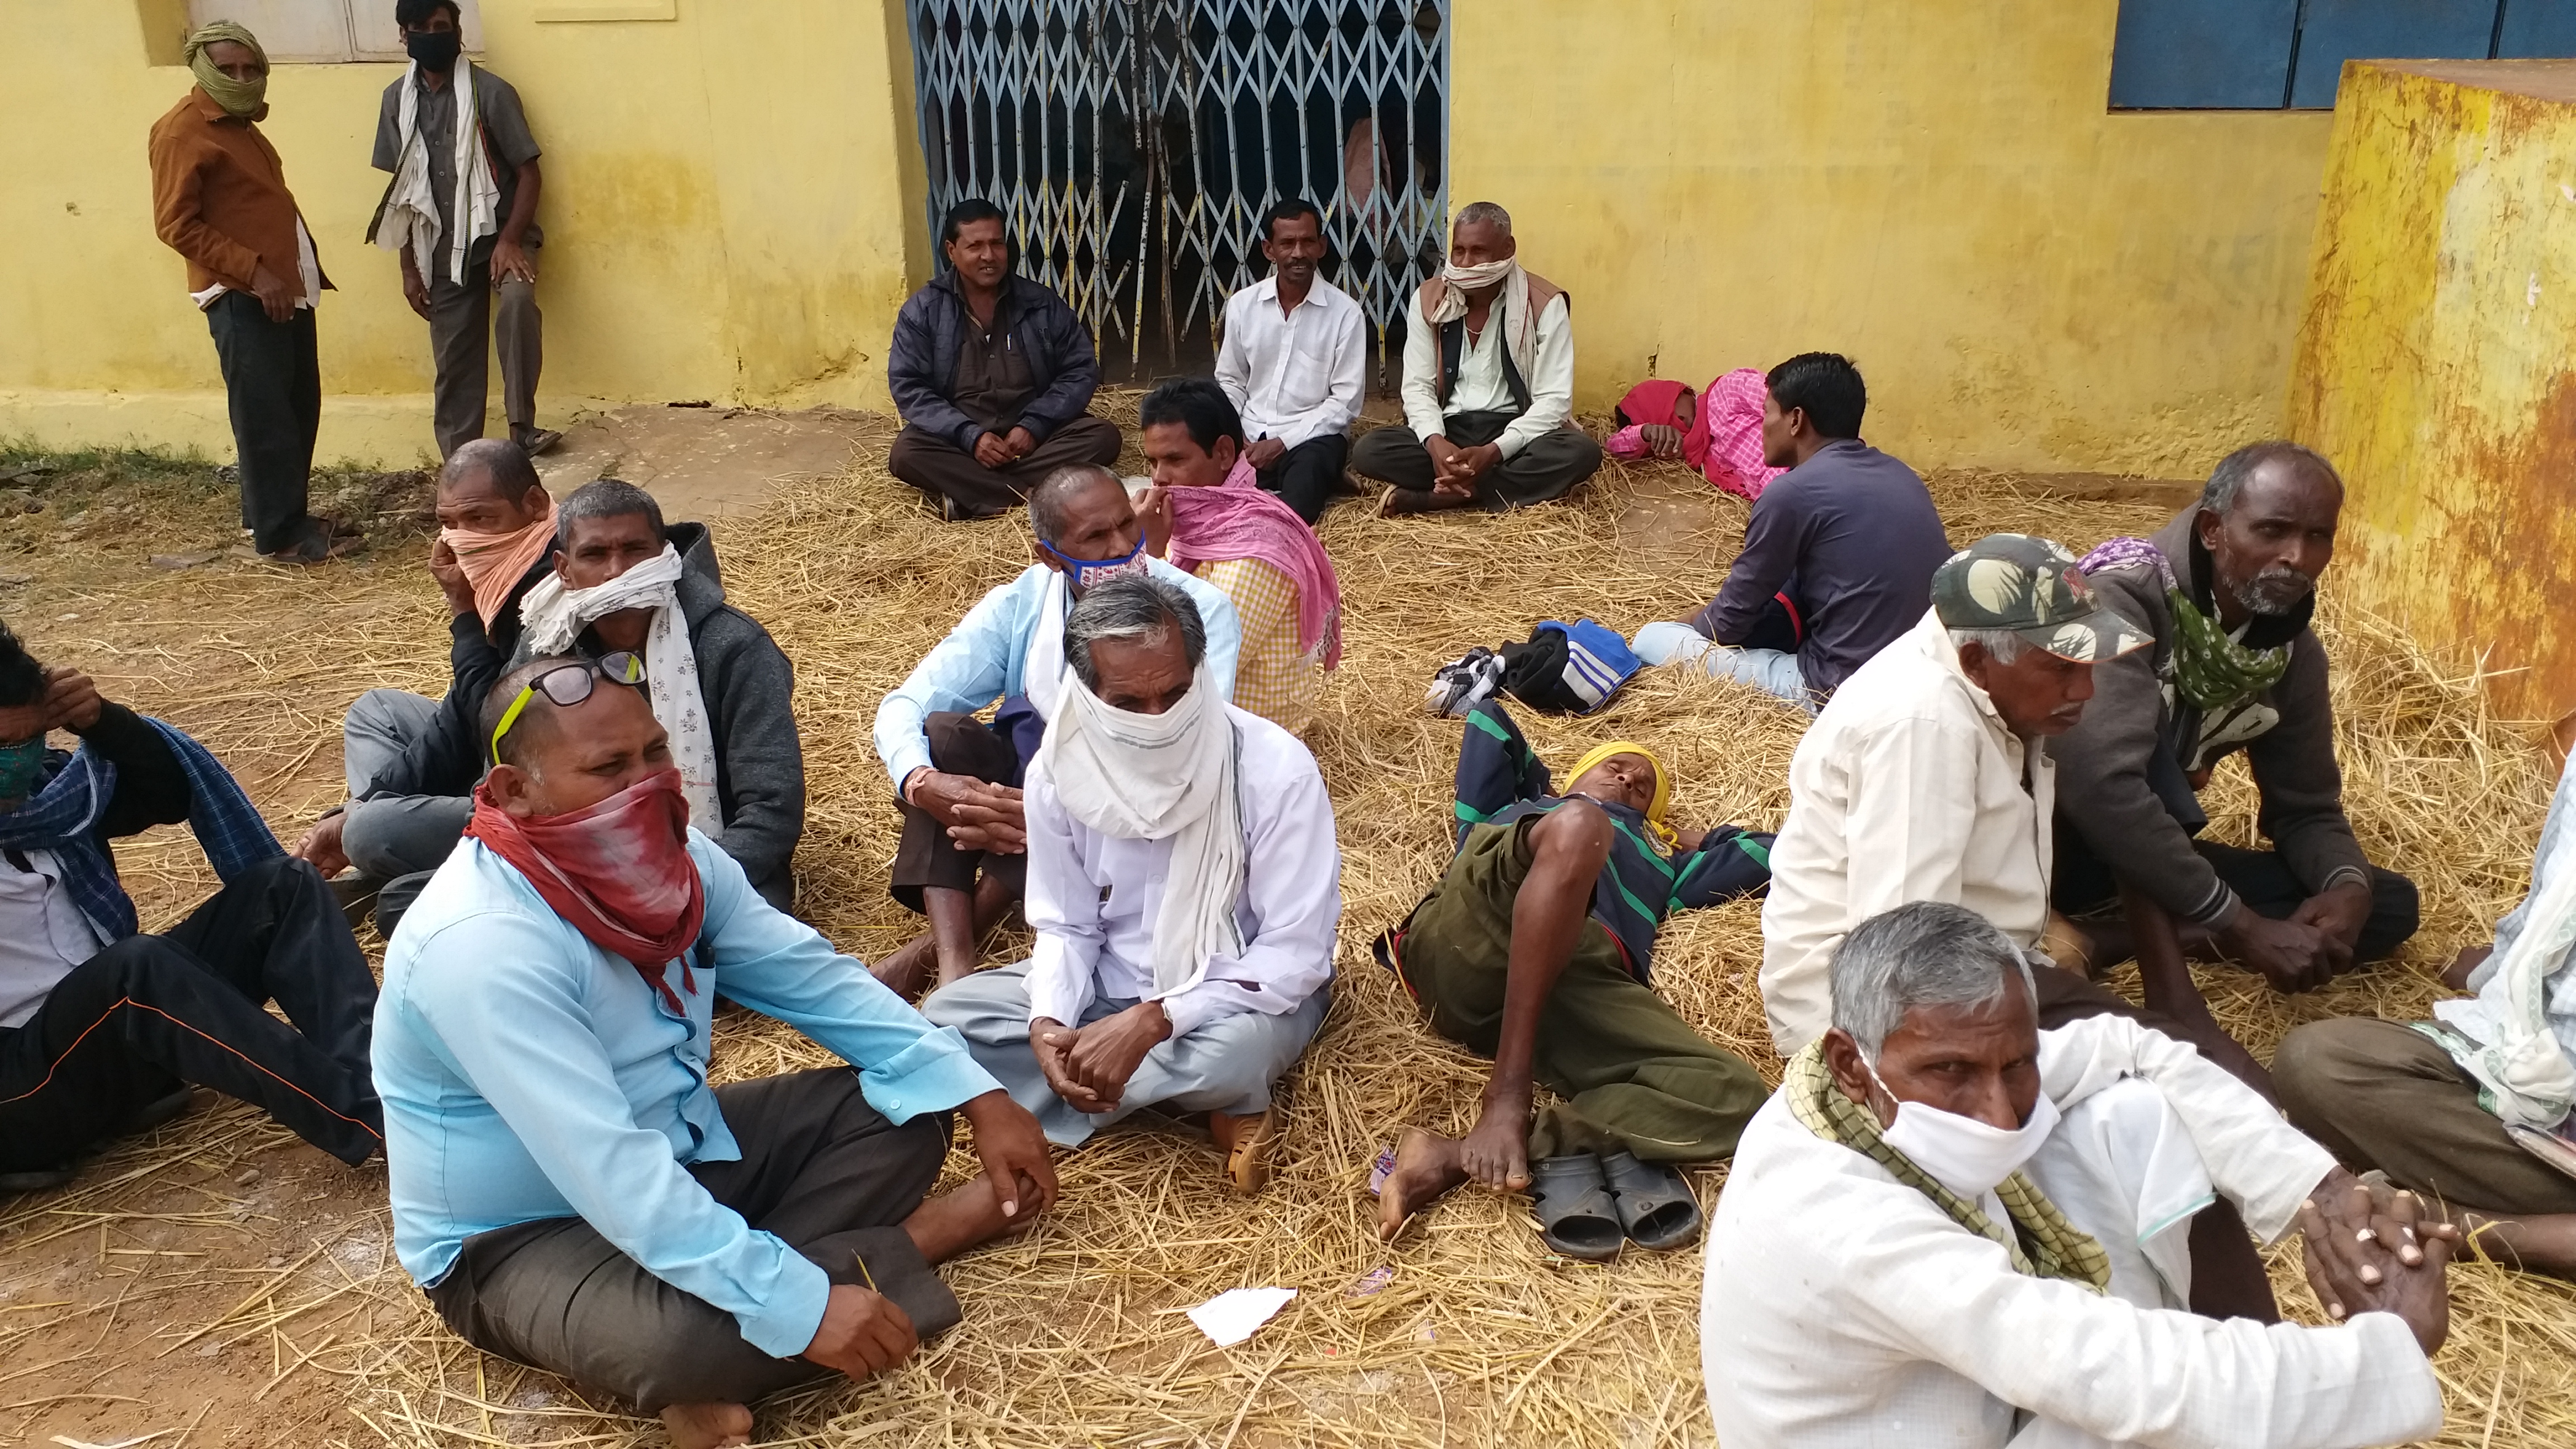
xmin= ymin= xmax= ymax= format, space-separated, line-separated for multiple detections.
xmin=1699 ymin=369 xmax=1787 ymax=501
xmin=1166 ymin=454 xmax=1344 ymax=670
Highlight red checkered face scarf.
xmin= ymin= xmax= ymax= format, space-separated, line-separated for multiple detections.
xmin=466 ymin=768 xmax=707 ymax=1011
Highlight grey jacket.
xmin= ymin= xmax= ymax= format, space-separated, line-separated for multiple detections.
xmin=509 ymin=522 xmax=806 ymax=911
xmin=2051 ymin=510 xmax=2370 ymax=930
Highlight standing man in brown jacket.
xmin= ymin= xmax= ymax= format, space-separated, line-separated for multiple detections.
xmin=2050 ymin=441 xmax=2419 ymax=995
xmin=146 ymin=22 xmax=347 ymax=566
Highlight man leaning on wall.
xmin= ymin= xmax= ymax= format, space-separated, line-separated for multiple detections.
xmin=367 ymin=0 xmax=558 ymax=461
xmin=148 ymin=22 xmax=353 ymax=566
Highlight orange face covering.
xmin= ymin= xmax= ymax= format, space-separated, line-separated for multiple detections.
xmin=442 ymin=499 xmax=559 ymax=630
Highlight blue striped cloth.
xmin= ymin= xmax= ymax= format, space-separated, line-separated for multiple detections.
xmin=0 ymin=717 xmax=281 ymax=942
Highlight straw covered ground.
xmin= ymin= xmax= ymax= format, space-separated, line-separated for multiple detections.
xmin=2 ymin=414 xmax=2573 ymax=1447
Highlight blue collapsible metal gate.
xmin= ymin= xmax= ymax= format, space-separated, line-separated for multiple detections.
xmin=904 ymin=0 xmax=1451 ymax=368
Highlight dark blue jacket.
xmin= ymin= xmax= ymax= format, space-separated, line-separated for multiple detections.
xmin=887 ymin=269 xmax=1102 ymax=451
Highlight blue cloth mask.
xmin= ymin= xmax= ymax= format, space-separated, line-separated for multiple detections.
xmin=1039 ymin=536 xmax=1149 ymax=591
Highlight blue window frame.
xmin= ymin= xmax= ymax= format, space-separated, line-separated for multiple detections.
xmin=2110 ymin=0 xmax=2576 ymax=110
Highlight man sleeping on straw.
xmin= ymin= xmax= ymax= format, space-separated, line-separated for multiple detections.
xmin=1372 ymin=699 xmax=1773 ymax=1259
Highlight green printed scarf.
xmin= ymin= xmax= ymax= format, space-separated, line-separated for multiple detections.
xmin=1786 ymin=1040 xmax=2110 ymax=1292
xmin=2078 ymin=537 xmax=2289 ymax=712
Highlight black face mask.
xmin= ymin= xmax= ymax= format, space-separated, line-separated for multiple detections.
xmin=406 ymin=29 xmax=462 ymax=71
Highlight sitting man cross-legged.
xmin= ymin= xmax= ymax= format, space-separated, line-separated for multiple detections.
xmin=887 ymin=198 xmax=1124 ymax=521
xmin=921 ymin=576 xmax=1339 ymax=1196
xmin=1137 ymin=377 xmax=1343 ymax=735
xmin=306 ymin=477 xmax=804 ymax=929
xmin=872 ymin=466 xmax=1241 ymax=997
xmin=1373 ymin=700 xmax=1775 ymax=1259
xmin=1348 ymin=201 xmax=1602 ymax=515
xmin=377 ymin=655 xmax=1057 ymax=1449
xmin=1213 ymin=197 xmax=1366 ymax=524
xmin=1706 ymin=901 xmax=2456 ymax=1449
xmin=1631 ymin=352 xmax=1950 ymax=714
xmin=2275 ymin=745 xmax=2576 ymax=1278
xmin=0 ymin=624 xmax=382 ymax=1191
xmin=1761 ymin=533 xmax=2274 ymax=1094
xmin=2053 ymin=442 xmax=2419 ymax=995
xmin=299 ymin=438 xmax=553 ymax=920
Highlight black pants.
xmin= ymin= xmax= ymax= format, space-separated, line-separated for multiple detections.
xmin=890 ymin=712 xmax=1026 ymax=912
xmin=1347 ymin=409 xmax=1604 ymax=509
xmin=1256 ymin=434 xmax=1350 ymax=524
xmin=887 ymin=417 xmax=1125 ymax=519
xmin=426 ymin=1069 xmax=956 ymax=1412
xmin=0 ymin=856 xmax=382 ymax=1172
xmin=203 ymin=292 xmax=320 ymax=553
xmin=2054 ymin=826 xmax=2421 ymax=963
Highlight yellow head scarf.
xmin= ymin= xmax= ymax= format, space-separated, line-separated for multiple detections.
xmin=1563 ymin=740 xmax=1677 ymax=850
xmin=185 ymin=21 xmax=269 ymax=120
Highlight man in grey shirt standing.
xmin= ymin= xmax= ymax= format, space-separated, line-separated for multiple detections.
xmin=367 ymin=0 xmax=556 ymax=460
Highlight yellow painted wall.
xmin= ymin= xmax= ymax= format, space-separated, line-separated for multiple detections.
xmin=1449 ymin=0 xmax=2334 ymax=476
xmin=9 ymin=0 xmax=2336 ymax=475
xmin=0 ymin=0 xmax=926 ymax=465
xmin=2287 ymin=60 xmax=2576 ymax=734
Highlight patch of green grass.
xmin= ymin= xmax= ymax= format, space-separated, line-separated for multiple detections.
xmin=0 ymin=437 xmax=222 ymax=488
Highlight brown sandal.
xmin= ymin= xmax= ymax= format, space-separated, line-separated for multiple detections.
xmin=1210 ymin=1105 xmax=1282 ymax=1196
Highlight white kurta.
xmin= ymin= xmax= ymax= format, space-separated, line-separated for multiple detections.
xmin=1761 ymin=609 xmax=2058 ymax=1054
xmin=1021 ymin=704 xmax=1341 ymax=1039
xmin=1702 ymin=1015 xmax=2444 ymax=1449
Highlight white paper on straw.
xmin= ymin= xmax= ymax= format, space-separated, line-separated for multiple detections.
xmin=1183 ymin=1286 xmax=1298 ymax=1347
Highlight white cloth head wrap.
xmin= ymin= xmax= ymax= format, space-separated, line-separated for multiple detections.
xmin=1037 ymin=662 xmax=1244 ymax=995
xmin=517 ymin=544 xmax=724 ymax=831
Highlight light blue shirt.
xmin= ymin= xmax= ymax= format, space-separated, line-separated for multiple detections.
xmin=872 ymin=559 xmax=1242 ymax=790
xmin=374 ymin=829 xmax=1001 ymax=1358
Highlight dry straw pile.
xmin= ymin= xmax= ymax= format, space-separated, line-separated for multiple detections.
xmin=8 ymin=423 xmax=2575 ymax=1447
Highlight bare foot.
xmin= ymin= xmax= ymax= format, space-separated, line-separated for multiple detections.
xmin=660 ymin=1401 xmax=752 ymax=1449
xmin=872 ymin=934 xmax=937 ymax=1000
xmin=903 ymin=1169 xmax=1043 ymax=1266
xmin=1376 ymin=1126 xmax=1471 ymax=1243
xmin=2442 ymin=944 xmax=2494 ymax=993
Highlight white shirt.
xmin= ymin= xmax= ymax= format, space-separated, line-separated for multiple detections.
xmin=1761 ymin=609 xmax=2057 ymax=1054
xmin=1215 ymin=275 xmax=1366 ymax=450
xmin=190 ymin=216 xmax=322 ymax=311
xmin=0 ymin=850 xmax=107 ymax=1027
xmin=1703 ymin=1015 xmax=2443 ymax=1449
xmin=1399 ymin=288 xmax=1575 ymax=460
xmin=1021 ymin=704 xmax=1340 ymax=1039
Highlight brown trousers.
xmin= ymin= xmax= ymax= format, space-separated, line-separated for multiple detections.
xmin=429 ymin=244 xmax=542 ymax=458
xmin=425 ymin=1069 xmax=957 ymax=1412
xmin=890 ymin=712 xmax=1027 ymax=912
xmin=888 ymin=415 xmax=1124 ymax=519
xmin=2275 ymin=1016 xmax=2576 ymax=1215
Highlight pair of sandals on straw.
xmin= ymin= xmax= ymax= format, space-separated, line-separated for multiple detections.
xmin=1528 ymin=1150 xmax=1703 ymax=1260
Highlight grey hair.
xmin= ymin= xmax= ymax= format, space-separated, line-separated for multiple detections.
xmin=1454 ymin=200 xmax=1512 ymax=237
xmin=1829 ymin=902 xmax=2037 ymax=1059
xmin=1028 ymin=464 xmax=1122 ymax=547
xmin=556 ymin=477 xmax=666 ymax=543
xmin=1947 ymin=627 xmax=2027 ymax=665
xmin=1064 ymin=575 xmax=1206 ymax=691
xmin=2201 ymin=440 xmax=2341 ymax=515
xmin=440 ymin=436 xmax=541 ymax=501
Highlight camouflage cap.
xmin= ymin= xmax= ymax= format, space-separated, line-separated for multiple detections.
xmin=1931 ymin=533 xmax=2152 ymax=664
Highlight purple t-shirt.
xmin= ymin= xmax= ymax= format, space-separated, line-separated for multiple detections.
xmin=1696 ymin=438 xmax=1950 ymax=695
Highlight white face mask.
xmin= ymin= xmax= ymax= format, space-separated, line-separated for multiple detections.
xmin=1863 ymin=1053 xmax=2060 ymax=1200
